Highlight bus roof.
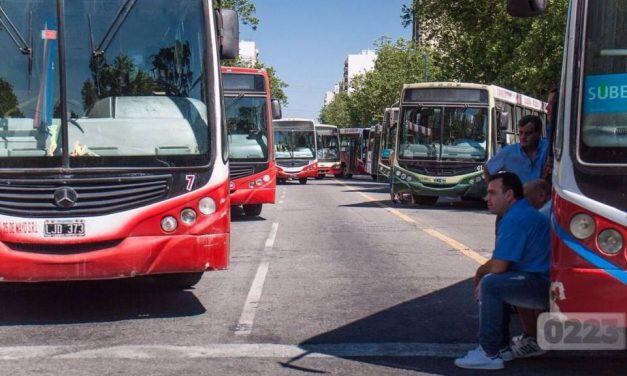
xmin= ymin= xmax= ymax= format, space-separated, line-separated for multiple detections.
xmin=401 ymin=82 xmax=547 ymax=112
xmin=315 ymin=124 xmax=338 ymax=130
xmin=274 ymin=118 xmax=315 ymax=130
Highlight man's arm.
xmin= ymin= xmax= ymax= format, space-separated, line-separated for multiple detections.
xmin=474 ymin=259 xmax=510 ymax=285
xmin=484 ymin=147 xmax=508 ymax=181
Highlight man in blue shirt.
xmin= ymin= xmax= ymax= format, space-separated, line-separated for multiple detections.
xmin=484 ymin=115 xmax=551 ymax=184
xmin=455 ymin=172 xmax=550 ymax=370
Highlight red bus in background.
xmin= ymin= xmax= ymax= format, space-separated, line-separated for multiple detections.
xmin=0 ymin=1 xmax=239 ymax=288
xmin=338 ymin=127 xmax=370 ymax=178
xmin=314 ymin=124 xmax=341 ymax=179
xmin=222 ymin=67 xmax=282 ymax=217
xmin=274 ymin=119 xmax=319 ymax=184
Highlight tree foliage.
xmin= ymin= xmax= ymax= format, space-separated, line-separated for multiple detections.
xmin=319 ymin=39 xmax=434 ymax=127
xmin=0 ymin=79 xmax=23 ymax=117
xmin=402 ymin=0 xmax=568 ymax=99
xmin=219 ymin=0 xmax=259 ymax=30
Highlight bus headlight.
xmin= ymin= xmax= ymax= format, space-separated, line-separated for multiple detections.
xmin=401 ymin=173 xmax=407 ymax=180
xmin=198 ymin=197 xmax=216 ymax=215
xmin=598 ymin=229 xmax=623 ymax=255
xmin=180 ymin=208 xmax=197 ymax=225
xmin=256 ymin=178 xmax=263 ymax=186
xmin=395 ymin=170 xmax=401 ymax=176
xmin=570 ymin=213 xmax=596 ymax=240
xmin=263 ymin=174 xmax=271 ymax=182
xmin=406 ymin=176 xmax=412 ymax=182
xmin=249 ymin=181 xmax=255 ymax=188
xmin=161 ymin=216 xmax=178 ymax=232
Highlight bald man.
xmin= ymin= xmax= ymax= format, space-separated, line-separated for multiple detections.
xmin=524 ymin=179 xmax=552 ymax=218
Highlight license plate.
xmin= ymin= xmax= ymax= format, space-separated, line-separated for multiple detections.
xmin=44 ymin=220 xmax=85 ymax=237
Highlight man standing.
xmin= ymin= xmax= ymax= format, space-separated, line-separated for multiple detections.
xmin=484 ymin=115 xmax=551 ymax=184
xmin=454 ymin=172 xmax=551 ymax=370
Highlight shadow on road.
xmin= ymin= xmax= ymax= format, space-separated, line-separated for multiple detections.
xmin=339 ymin=199 xmax=487 ymax=214
xmin=0 ymin=278 xmax=206 ymax=325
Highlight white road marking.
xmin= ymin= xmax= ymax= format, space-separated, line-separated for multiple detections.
xmin=0 ymin=343 xmax=475 ymax=360
xmin=264 ymin=222 xmax=279 ymax=251
xmin=0 ymin=342 xmax=611 ymax=360
xmin=279 ymin=200 xmax=284 ymax=204
xmin=234 ymin=222 xmax=279 ymax=335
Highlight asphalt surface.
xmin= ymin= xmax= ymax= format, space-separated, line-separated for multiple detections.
xmin=0 ymin=177 xmax=625 ymax=375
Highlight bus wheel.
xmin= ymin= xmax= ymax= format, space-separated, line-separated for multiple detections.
xmin=243 ymin=204 xmax=263 ymax=216
xmin=299 ymin=178 xmax=308 ymax=184
xmin=315 ymin=175 xmax=324 ymax=180
xmin=277 ymin=179 xmax=286 ymax=184
xmin=371 ymin=174 xmax=378 ymax=180
xmin=152 ymin=272 xmax=203 ymax=289
xmin=346 ymin=174 xmax=353 ymax=179
xmin=412 ymin=194 xmax=438 ymax=206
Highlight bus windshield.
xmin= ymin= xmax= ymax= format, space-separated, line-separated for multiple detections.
xmin=0 ymin=0 xmax=211 ymax=169
xmin=398 ymin=106 xmax=488 ymax=161
xmin=274 ymin=130 xmax=315 ymax=159
xmin=226 ymin=96 xmax=268 ymax=161
xmin=580 ymin=0 xmax=627 ymax=164
xmin=316 ymin=132 xmax=339 ymax=161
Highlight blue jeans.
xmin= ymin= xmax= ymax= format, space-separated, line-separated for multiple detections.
xmin=478 ymin=271 xmax=550 ymax=355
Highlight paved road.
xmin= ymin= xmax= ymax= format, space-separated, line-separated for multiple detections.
xmin=0 ymin=177 xmax=624 ymax=375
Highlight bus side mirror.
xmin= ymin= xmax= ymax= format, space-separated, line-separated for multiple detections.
xmin=271 ymin=99 xmax=282 ymax=120
xmin=507 ymin=0 xmax=547 ymax=17
xmin=218 ymin=9 xmax=239 ymax=60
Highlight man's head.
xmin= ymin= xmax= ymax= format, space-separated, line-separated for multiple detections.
xmin=518 ymin=115 xmax=543 ymax=150
xmin=524 ymin=179 xmax=551 ymax=209
xmin=485 ymin=172 xmax=523 ymax=216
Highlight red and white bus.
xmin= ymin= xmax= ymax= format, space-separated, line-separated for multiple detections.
xmin=274 ymin=119 xmax=318 ymax=184
xmin=0 ymin=0 xmax=238 ymax=288
xmin=338 ymin=127 xmax=370 ymax=178
xmin=509 ymin=0 xmax=626 ymax=314
xmin=314 ymin=124 xmax=341 ymax=179
xmin=222 ymin=67 xmax=281 ymax=217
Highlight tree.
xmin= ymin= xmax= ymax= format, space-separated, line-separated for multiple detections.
xmin=319 ymin=38 xmax=434 ymax=126
xmin=220 ymin=0 xmax=259 ymax=30
xmin=0 ymin=79 xmax=23 ymax=117
xmin=401 ymin=0 xmax=568 ymax=99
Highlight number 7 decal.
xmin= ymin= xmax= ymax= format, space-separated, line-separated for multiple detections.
xmin=185 ymin=175 xmax=196 ymax=191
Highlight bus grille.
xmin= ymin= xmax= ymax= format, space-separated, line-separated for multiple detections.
xmin=277 ymin=160 xmax=308 ymax=168
xmin=0 ymin=174 xmax=171 ymax=217
xmin=229 ymin=165 xmax=255 ymax=179
xmin=401 ymin=162 xmax=480 ymax=177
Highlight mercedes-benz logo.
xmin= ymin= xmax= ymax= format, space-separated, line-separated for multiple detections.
xmin=53 ymin=187 xmax=78 ymax=208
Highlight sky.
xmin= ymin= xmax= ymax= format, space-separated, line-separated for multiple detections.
xmin=239 ymin=0 xmax=411 ymax=120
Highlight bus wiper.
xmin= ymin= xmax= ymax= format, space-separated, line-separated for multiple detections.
xmin=0 ymin=6 xmax=33 ymax=89
xmin=91 ymin=0 xmax=137 ymax=58
xmin=0 ymin=5 xmax=31 ymax=55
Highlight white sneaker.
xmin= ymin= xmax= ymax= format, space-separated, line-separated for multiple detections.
xmin=509 ymin=336 xmax=547 ymax=359
xmin=454 ymin=346 xmax=504 ymax=370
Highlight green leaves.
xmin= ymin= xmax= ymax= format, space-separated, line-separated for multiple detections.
xmin=402 ymin=0 xmax=568 ymax=99
xmin=222 ymin=58 xmax=289 ymax=105
xmin=320 ymin=39 xmax=434 ymax=126
xmin=220 ymin=0 xmax=259 ymax=30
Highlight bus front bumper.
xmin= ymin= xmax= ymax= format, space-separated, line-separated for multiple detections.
xmin=551 ymin=267 xmax=627 ymax=315
xmin=0 ymin=233 xmax=229 ymax=282
xmin=230 ymin=170 xmax=276 ymax=206
xmin=392 ymin=176 xmax=485 ymax=198
xmin=277 ymin=168 xmax=318 ymax=180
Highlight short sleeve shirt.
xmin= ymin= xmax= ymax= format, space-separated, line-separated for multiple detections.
xmin=492 ymin=199 xmax=551 ymax=274
xmin=486 ymin=139 xmax=549 ymax=184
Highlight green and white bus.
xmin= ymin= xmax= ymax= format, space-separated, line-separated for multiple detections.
xmin=392 ymin=82 xmax=546 ymax=205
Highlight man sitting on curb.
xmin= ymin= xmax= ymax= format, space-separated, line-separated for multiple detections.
xmin=454 ymin=172 xmax=551 ymax=370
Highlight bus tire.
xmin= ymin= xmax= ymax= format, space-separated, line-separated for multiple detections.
xmin=152 ymin=272 xmax=203 ymax=289
xmin=412 ymin=194 xmax=438 ymax=206
xmin=371 ymin=174 xmax=378 ymax=180
xmin=346 ymin=174 xmax=353 ymax=179
xmin=243 ymin=204 xmax=263 ymax=216
xmin=299 ymin=178 xmax=308 ymax=185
